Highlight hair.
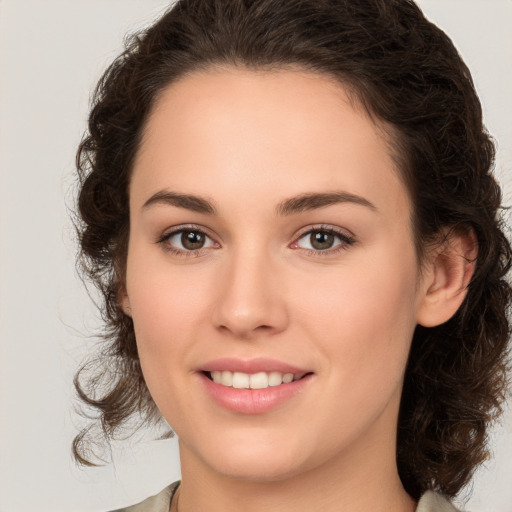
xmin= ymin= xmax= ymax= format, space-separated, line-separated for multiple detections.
xmin=73 ymin=0 xmax=511 ymax=500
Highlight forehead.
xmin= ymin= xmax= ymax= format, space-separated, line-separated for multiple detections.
xmin=131 ymin=67 xmax=410 ymax=219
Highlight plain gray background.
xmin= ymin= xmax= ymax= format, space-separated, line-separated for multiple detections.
xmin=0 ymin=1 xmax=511 ymax=510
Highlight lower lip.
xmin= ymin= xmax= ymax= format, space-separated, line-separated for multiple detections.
xmin=199 ymin=372 xmax=313 ymax=414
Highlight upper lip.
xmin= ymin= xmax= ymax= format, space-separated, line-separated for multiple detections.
xmin=199 ymin=357 xmax=311 ymax=375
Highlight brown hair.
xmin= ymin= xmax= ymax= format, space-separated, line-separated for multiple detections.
xmin=74 ymin=0 xmax=511 ymax=500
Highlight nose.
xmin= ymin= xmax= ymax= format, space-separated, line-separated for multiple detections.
xmin=211 ymin=248 xmax=289 ymax=339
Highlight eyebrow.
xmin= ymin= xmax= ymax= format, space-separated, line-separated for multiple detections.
xmin=142 ymin=191 xmax=217 ymax=215
xmin=276 ymin=191 xmax=376 ymax=215
xmin=142 ymin=190 xmax=376 ymax=216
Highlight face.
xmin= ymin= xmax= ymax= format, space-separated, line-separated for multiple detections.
xmin=123 ymin=67 xmax=429 ymax=482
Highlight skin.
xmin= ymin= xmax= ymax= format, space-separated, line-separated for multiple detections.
xmin=122 ymin=67 xmax=474 ymax=512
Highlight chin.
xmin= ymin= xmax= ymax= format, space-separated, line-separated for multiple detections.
xmin=186 ymin=434 xmax=313 ymax=483
xmin=213 ymin=457 xmax=308 ymax=483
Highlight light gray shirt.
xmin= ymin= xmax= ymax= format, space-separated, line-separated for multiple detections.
xmin=112 ymin=482 xmax=460 ymax=512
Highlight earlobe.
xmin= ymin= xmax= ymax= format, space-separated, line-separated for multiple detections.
xmin=119 ymin=287 xmax=132 ymax=317
xmin=417 ymin=228 xmax=477 ymax=328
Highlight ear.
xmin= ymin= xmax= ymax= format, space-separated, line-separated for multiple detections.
xmin=416 ymin=228 xmax=477 ymax=328
xmin=118 ymin=286 xmax=132 ymax=317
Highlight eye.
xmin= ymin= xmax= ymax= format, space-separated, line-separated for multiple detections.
xmin=158 ymin=226 xmax=218 ymax=255
xmin=293 ymin=227 xmax=354 ymax=253
xmin=171 ymin=230 xmax=210 ymax=250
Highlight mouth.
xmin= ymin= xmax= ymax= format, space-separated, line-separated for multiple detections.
xmin=198 ymin=359 xmax=314 ymax=414
xmin=203 ymin=370 xmax=311 ymax=389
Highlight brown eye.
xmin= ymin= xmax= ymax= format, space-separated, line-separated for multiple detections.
xmin=162 ymin=228 xmax=217 ymax=253
xmin=181 ymin=230 xmax=206 ymax=250
xmin=294 ymin=227 xmax=354 ymax=253
xmin=309 ymin=231 xmax=335 ymax=250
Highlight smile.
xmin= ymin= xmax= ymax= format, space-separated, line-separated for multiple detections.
xmin=199 ymin=360 xmax=314 ymax=414
xmin=207 ymin=370 xmax=307 ymax=389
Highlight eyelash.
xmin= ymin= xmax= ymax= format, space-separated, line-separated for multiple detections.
xmin=156 ymin=224 xmax=355 ymax=258
xmin=291 ymin=225 xmax=355 ymax=256
xmin=156 ymin=224 xmax=218 ymax=258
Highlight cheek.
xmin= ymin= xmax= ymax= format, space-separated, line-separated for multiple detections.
xmin=126 ymin=269 xmax=213 ymax=420
xmin=127 ymin=247 xmax=212 ymax=334
xmin=294 ymin=248 xmax=420 ymax=388
xmin=124 ymin=251 xmax=216 ymax=386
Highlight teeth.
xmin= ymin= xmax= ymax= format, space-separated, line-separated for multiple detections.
xmin=250 ymin=372 xmax=268 ymax=389
xmin=209 ymin=370 xmax=306 ymax=389
xmin=282 ymin=373 xmax=294 ymax=383
xmin=221 ymin=371 xmax=233 ymax=386
xmin=268 ymin=371 xmax=283 ymax=386
xmin=232 ymin=372 xmax=250 ymax=389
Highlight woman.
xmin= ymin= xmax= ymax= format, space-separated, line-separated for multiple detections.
xmin=73 ymin=1 xmax=511 ymax=511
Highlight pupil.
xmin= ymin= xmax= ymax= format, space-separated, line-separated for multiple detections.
xmin=311 ymin=231 xmax=334 ymax=250
xmin=182 ymin=230 xmax=205 ymax=250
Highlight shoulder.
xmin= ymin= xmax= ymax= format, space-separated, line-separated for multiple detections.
xmin=110 ymin=484 xmax=457 ymax=512
xmin=110 ymin=481 xmax=180 ymax=512
xmin=416 ymin=491 xmax=460 ymax=512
